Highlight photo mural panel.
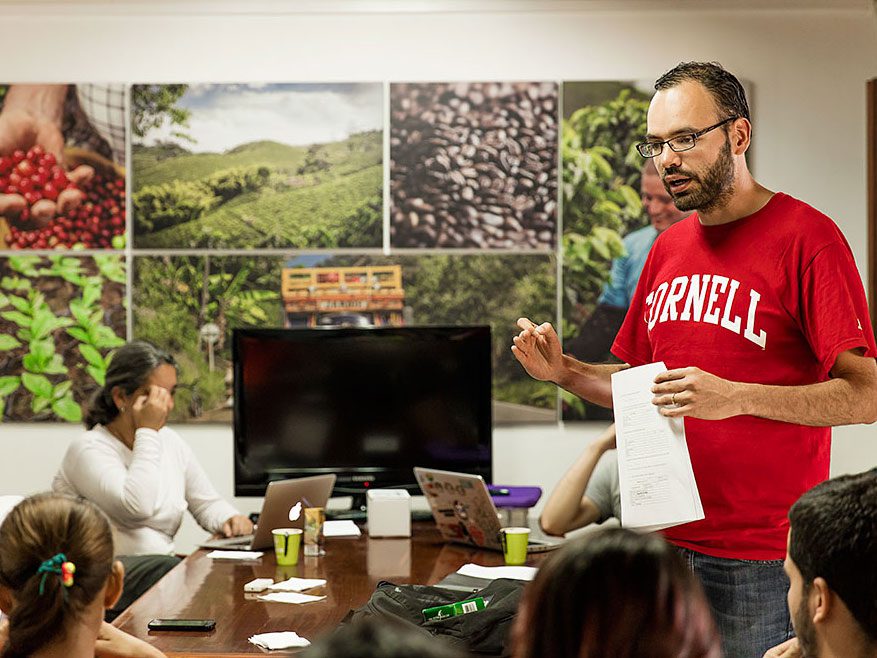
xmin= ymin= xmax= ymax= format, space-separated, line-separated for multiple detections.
xmin=132 ymin=254 xmax=284 ymax=423
xmin=0 ymin=254 xmax=127 ymax=422
xmin=0 ymin=84 xmax=127 ymax=251
xmin=390 ymin=82 xmax=558 ymax=250
xmin=561 ymin=81 xmax=654 ymax=421
xmin=283 ymin=253 xmax=558 ymax=424
xmin=131 ymin=84 xmax=383 ymax=250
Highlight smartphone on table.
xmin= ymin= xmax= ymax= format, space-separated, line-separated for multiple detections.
xmin=147 ymin=618 xmax=216 ymax=632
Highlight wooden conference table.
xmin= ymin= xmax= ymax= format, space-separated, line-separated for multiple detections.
xmin=113 ymin=523 xmax=546 ymax=657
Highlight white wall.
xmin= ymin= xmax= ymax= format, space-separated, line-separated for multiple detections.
xmin=1 ymin=5 xmax=876 ymax=553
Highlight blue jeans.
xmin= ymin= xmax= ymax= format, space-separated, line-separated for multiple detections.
xmin=677 ymin=548 xmax=793 ymax=658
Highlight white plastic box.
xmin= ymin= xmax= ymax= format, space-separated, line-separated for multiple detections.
xmin=366 ymin=489 xmax=412 ymax=537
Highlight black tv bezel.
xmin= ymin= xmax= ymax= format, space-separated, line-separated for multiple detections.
xmin=232 ymin=325 xmax=493 ymax=497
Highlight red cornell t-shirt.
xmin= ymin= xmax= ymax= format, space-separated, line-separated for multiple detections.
xmin=611 ymin=192 xmax=877 ymax=560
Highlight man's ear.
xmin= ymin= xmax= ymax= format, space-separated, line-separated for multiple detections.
xmin=103 ymin=560 xmax=125 ymax=610
xmin=811 ymin=576 xmax=833 ymax=624
xmin=0 ymin=584 xmax=14 ymax=615
xmin=730 ymin=118 xmax=751 ymax=156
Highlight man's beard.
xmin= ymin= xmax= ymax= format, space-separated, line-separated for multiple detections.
xmin=664 ymin=138 xmax=735 ymax=214
xmin=794 ymin=595 xmax=819 ymax=658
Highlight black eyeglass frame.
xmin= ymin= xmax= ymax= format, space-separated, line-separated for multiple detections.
xmin=636 ymin=116 xmax=738 ymax=158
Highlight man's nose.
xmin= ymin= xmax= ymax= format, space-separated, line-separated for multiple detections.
xmin=657 ymin=146 xmax=682 ymax=171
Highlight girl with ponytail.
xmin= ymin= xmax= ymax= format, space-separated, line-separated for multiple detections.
xmin=0 ymin=493 xmax=164 ymax=658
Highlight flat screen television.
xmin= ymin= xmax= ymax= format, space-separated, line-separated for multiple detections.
xmin=233 ymin=326 xmax=492 ymax=501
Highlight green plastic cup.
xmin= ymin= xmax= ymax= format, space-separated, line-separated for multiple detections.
xmin=272 ymin=528 xmax=302 ymax=566
xmin=499 ymin=527 xmax=529 ymax=566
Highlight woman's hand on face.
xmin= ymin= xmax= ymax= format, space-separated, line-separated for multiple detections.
xmin=131 ymin=385 xmax=172 ymax=432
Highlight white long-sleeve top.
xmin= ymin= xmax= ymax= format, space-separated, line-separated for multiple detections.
xmin=53 ymin=425 xmax=239 ymax=556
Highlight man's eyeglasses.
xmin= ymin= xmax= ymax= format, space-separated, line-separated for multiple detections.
xmin=636 ymin=116 xmax=738 ymax=158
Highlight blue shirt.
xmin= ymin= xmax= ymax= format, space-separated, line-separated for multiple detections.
xmin=598 ymin=224 xmax=658 ymax=308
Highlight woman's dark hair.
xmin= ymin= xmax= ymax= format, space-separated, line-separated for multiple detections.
xmin=0 ymin=494 xmax=115 ymax=658
xmin=84 ymin=340 xmax=176 ymax=429
xmin=512 ymin=528 xmax=721 ymax=658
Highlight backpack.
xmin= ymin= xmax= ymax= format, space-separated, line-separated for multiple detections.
xmin=342 ymin=578 xmax=527 ymax=656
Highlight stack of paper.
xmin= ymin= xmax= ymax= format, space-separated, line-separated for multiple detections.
xmin=611 ymin=362 xmax=704 ymax=532
xmin=267 ymin=577 xmax=327 ymax=592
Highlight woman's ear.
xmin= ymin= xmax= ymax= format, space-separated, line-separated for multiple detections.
xmin=103 ymin=560 xmax=125 ymax=610
xmin=109 ymin=387 xmax=127 ymax=415
xmin=0 ymin=584 xmax=15 ymax=615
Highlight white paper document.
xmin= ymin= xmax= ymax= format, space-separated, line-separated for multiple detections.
xmin=456 ymin=563 xmax=538 ymax=582
xmin=611 ymin=362 xmax=704 ymax=532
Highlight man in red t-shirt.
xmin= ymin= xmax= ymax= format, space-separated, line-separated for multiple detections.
xmin=513 ymin=62 xmax=877 ymax=658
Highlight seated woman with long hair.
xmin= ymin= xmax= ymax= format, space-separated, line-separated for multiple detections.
xmin=0 ymin=493 xmax=164 ymax=658
xmin=512 ymin=527 xmax=722 ymax=658
xmin=53 ymin=340 xmax=252 ymax=556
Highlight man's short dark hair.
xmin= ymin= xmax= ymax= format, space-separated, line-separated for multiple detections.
xmin=655 ymin=62 xmax=750 ymax=122
xmin=788 ymin=470 xmax=877 ymax=643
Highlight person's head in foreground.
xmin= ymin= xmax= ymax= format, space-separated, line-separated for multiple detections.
xmin=785 ymin=470 xmax=877 ymax=658
xmin=641 ymin=61 xmax=751 ymax=217
xmin=302 ymin=616 xmax=471 ymax=658
xmin=0 ymin=493 xmax=124 ymax=658
xmin=511 ymin=527 xmax=722 ymax=658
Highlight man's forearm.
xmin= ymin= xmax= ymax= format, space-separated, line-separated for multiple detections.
xmin=555 ymin=355 xmax=627 ymax=409
xmin=736 ymin=376 xmax=877 ymax=426
xmin=540 ymin=440 xmax=611 ymax=535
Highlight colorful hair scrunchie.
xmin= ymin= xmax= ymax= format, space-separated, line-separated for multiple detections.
xmin=37 ymin=553 xmax=76 ymax=595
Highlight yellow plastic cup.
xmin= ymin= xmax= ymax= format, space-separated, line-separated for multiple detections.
xmin=272 ymin=528 xmax=302 ymax=566
xmin=499 ymin=527 xmax=530 ymax=566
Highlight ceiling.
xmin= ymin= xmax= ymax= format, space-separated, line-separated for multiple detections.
xmin=0 ymin=0 xmax=872 ymax=10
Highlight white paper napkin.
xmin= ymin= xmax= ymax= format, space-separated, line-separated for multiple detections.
xmin=258 ymin=591 xmax=326 ymax=604
xmin=205 ymin=550 xmax=263 ymax=560
xmin=268 ymin=577 xmax=327 ymax=592
xmin=457 ymin=563 xmax=538 ymax=581
xmin=248 ymin=631 xmax=311 ymax=649
xmin=323 ymin=520 xmax=362 ymax=537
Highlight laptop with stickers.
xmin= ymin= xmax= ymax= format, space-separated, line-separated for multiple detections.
xmin=414 ymin=467 xmax=561 ymax=553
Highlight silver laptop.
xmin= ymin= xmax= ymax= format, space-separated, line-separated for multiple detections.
xmin=413 ymin=467 xmax=561 ymax=553
xmin=200 ymin=474 xmax=336 ymax=551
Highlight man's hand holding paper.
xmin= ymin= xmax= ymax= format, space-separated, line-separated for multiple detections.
xmin=611 ymin=362 xmax=704 ymax=532
xmin=651 ymin=366 xmax=743 ymax=420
